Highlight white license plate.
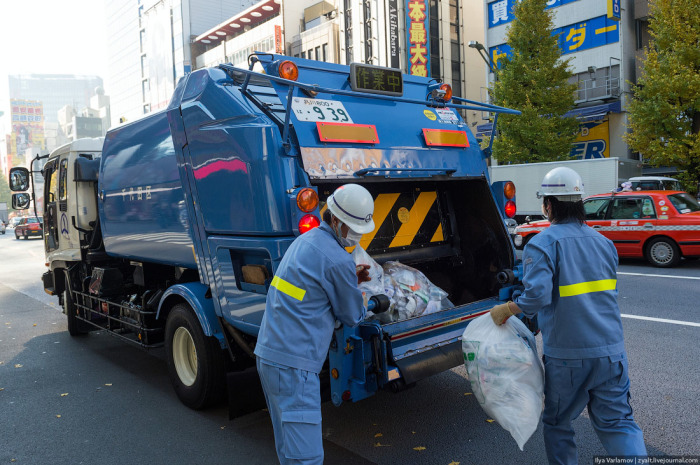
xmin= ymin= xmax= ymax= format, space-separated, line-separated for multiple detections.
xmin=292 ymin=97 xmax=354 ymax=124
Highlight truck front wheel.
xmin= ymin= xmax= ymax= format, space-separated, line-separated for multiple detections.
xmin=65 ymin=277 xmax=90 ymax=336
xmin=165 ymin=303 xmax=225 ymax=409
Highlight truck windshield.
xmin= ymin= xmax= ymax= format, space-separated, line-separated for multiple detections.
xmin=668 ymin=193 xmax=700 ymax=214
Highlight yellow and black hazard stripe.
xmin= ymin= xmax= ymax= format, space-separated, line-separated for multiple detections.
xmin=321 ymin=189 xmax=447 ymax=252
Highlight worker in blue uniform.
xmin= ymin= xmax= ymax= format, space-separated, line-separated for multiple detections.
xmin=490 ymin=167 xmax=646 ymax=464
xmin=254 ymin=183 xmax=380 ymax=465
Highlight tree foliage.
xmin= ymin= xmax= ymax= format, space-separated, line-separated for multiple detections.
xmin=490 ymin=0 xmax=579 ymax=164
xmin=625 ymin=0 xmax=700 ymax=193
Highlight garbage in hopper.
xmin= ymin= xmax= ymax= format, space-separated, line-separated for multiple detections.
xmin=352 ymin=245 xmax=452 ymax=323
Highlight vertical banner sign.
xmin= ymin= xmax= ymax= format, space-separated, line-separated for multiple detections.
xmin=274 ymin=25 xmax=284 ymax=54
xmin=406 ymin=0 xmax=430 ymax=77
xmin=607 ymin=0 xmax=621 ymax=21
xmin=388 ymin=0 xmax=401 ymax=69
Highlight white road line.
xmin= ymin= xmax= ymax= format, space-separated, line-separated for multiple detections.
xmin=621 ymin=314 xmax=700 ymax=328
xmin=618 ymin=272 xmax=700 ymax=281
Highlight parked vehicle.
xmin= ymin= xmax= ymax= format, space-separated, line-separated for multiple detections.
xmin=9 ymin=54 xmax=532 ymax=412
xmin=14 ymin=216 xmax=43 ymax=240
xmin=514 ymin=191 xmax=700 ymax=267
xmin=628 ymin=176 xmax=682 ymax=191
xmin=490 ymin=158 xmax=642 ymax=224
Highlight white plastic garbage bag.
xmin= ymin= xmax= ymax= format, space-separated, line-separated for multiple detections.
xmin=461 ymin=313 xmax=544 ymax=450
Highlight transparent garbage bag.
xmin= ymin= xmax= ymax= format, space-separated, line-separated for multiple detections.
xmin=352 ymin=245 xmax=385 ymax=319
xmin=461 ymin=313 xmax=544 ymax=451
xmin=382 ymin=261 xmax=449 ymax=320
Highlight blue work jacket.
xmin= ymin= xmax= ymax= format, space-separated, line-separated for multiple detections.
xmin=514 ymin=220 xmax=626 ymax=359
xmin=254 ymin=222 xmax=366 ymax=373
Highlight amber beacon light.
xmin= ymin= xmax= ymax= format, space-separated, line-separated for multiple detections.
xmin=278 ymin=60 xmax=299 ymax=81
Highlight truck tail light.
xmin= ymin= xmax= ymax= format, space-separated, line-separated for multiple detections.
xmin=296 ymin=188 xmax=318 ymax=212
xmin=278 ymin=60 xmax=298 ymax=81
xmin=505 ymin=200 xmax=516 ymax=218
xmin=342 ymin=390 xmax=352 ymax=402
xmin=298 ymin=214 xmax=320 ymax=234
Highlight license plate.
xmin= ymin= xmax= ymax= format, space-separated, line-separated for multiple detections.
xmin=292 ymin=98 xmax=354 ymax=124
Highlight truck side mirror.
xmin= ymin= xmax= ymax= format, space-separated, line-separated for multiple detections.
xmin=9 ymin=167 xmax=30 ymax=192
xmin=12 ymin=193 xmax=31 ymax=210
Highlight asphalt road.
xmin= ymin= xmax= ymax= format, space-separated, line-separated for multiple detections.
xmin=1 ymin=231 xmax=699 ymax=465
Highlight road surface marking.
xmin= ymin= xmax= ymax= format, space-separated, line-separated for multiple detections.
xmin=618 ymin=272 xmax=700 ymax=281
xmin=621 ymin=314 xmax=700 ymax=328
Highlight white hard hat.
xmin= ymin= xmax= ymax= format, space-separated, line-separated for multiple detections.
xmin=327 ymin=184 xmax=375 ymax=234
xmin=537 ymin=167 xmax=585 ymax=201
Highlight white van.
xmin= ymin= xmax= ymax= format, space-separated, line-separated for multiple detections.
xmin=628 ymin=176 xmax=682 ymax=191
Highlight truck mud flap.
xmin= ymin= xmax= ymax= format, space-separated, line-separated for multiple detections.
xmin=227 ymin=366 xmax=267 ymax=420
xmin=393 ymin=339 xmax=462 ymax=385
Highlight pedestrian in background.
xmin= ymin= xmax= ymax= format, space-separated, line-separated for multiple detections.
xmin=254 ymin=183 xmax=378 ymax=465
xmin=490 ymin=167 xmax=646 ymax=464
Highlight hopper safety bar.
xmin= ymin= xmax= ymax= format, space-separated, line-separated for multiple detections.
xmin=218 ymin=54 xmax=521 ymax=155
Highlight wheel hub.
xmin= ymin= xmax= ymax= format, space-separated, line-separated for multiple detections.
xmin=651 ymin=242 xmax=672 ymax=264
xmin=172 ymin=327 xmax=198 ymax=386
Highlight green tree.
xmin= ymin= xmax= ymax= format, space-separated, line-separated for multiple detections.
xmin=624 ymin=0 xmax=700 ymax=194
xmin=489 ymin=0 xmax=579 ymax=164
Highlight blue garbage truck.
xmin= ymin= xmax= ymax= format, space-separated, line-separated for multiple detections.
xmin=9 ymin=53 xmax=528 ymax=412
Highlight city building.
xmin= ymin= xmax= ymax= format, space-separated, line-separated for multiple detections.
xmin=480 ymin=0 xmax=641 ymax=162
xmin=105 ymin=0 xmax=257 ymax=127
xmin=8 ymin=75 xmax=104 ymax=125
xmin=191 ymin=0 xmax=487 ymax=128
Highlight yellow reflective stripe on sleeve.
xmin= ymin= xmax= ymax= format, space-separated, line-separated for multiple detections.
xmin=270 ymin=276 xmax=306 ymax=301
xmin=559 ymin=279 xmax=617 ymax=297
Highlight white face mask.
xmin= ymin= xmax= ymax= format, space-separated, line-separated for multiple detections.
xmin=334 ymin=220 xmax=362 ymax=247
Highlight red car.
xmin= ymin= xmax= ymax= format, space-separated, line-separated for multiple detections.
xmin=514 ymin=191 xmax=700 ymax=267
xmin=14 ymin=216 xmax=43 ymax=240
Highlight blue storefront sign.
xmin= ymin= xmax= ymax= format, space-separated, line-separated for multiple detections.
xmin=488 ymin=0 xmax=579 ymax=28
xmin=489 ymin=15 xmax=620 ymax=66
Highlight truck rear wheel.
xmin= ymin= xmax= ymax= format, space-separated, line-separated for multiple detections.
xmin=65 ymin=277 xmax=90 ymax=336
xmin=165 ymin=303 xmax=225 ymax=409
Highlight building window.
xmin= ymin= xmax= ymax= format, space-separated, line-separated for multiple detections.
xmin=449 ymin=0 xmax=461 ymax=97
xmin=429 ymin=0 xmax=440 ymax=79
xmin=302 ymin=51 xmax=306 ymax=59
xmin=322 ymin=43 xmax=328 ymax=62
xmin=315 ymin=46 xmax=321 ymax=60
xmin=344 ymin=0 xmax=353 ymax=64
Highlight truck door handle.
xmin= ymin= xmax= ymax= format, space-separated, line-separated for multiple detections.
xmin=592 ymin=225 xmax=602 ymax=229
xmin=643 ymin=223 xmax=654 ymax=230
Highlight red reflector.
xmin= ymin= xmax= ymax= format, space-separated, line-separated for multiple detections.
xmin=505 ymin=200 xmax=517 ymax=218
xmin=298 ymin=214 xmax=320 ymax=234
xmin=342 ymin=390 xmax=352 ymax=402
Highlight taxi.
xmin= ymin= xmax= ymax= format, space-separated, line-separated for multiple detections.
xmin=513 ymin=191 xmax=700 ymax=267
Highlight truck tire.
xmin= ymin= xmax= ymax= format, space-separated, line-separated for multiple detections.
xmin=65 ymin=278 xmax=90 ymax=336
xmin=645 ymin=237 xmax=681 ymax=268
xmin=165 ymin=303 xmax=225 ymax=409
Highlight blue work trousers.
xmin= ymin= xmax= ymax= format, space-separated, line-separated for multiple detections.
xmin=257 ymin=357 xmax=324 ymax=465
xmin=543 ymin=352 xmax=646 ymax=465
